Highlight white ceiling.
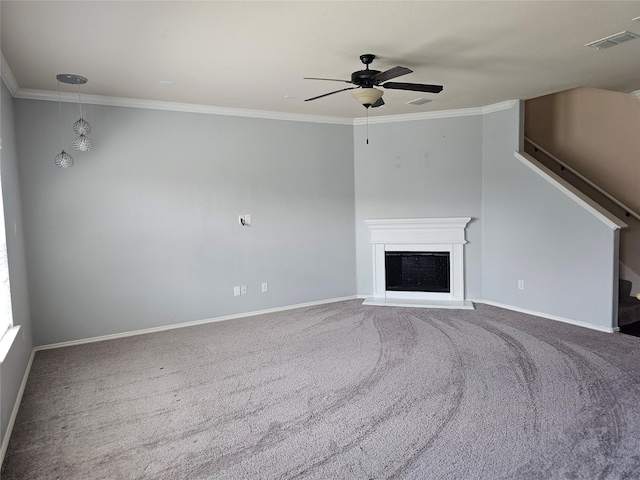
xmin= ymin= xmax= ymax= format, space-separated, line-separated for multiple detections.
xmin=2 ymin=1 xmax=639 ymax=119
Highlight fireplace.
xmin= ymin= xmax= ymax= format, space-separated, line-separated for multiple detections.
xmin=385 ymin=251 xmax=450 ymax=293
xmin=364 ymin=218 xmax=473 ymax=309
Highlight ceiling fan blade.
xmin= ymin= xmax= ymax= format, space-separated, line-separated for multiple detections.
xmin=371 ymin=97 xmax=385 ymax=108
xmin=382 ymin=82 xmax=443 ymax=93
xmin=304 ymin=77 xmax=352 ymax=83
xmin=304 ymin=87 xmax=357 ymax=102
xmin=372 ymin=66 xmax=412 ymax=83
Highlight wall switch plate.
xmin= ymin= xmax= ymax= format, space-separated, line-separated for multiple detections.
xmin=233 ymin=286 xmax=241 ymax=296
xmin=241 ymin=285 xmax=247 ymax=295
xmin=244 ymin=214 xmax=251 ymax=226
xmin=261 ymin=282 xmax=268 ymax=293
xmin=518 ymin=280 xmax=525 ymax=290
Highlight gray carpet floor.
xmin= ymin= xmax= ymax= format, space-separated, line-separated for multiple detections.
xmin=3 ymin=300 xmax=640 ymax=479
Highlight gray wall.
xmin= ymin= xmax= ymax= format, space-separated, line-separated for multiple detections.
xmin=15 ymin=100 xmax=355 ymax=346
xmin=9 ymin=94 xmax=623 ymax=345
xmin=482 ymin=102 xmax=618 ymax=330
xmin=354 ymin=102 xmax=619 ymax=330
xmin=354 ymin=116 xmax=484 ymax=299
xmin=0 ymin=86 xmax=624 ymax=462
xmin=1 ymin=80 xmax=33 ymax=450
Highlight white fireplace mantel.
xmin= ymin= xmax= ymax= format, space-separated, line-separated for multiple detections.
xmin=364 ymin=217 xmax=474 ymax=310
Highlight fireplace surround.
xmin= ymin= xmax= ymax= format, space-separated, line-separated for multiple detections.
xmin=364 ymin=217 xmax=473 ymax=309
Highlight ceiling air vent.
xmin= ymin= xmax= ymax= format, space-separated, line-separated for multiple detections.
xmin=406 ymin=98 xmax=433 ymax=105
xmin=585 ymin=31 xmax=640 ymax=49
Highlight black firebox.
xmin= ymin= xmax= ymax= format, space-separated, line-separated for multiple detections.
xmin=385 ymin=251 xmax=450 ymax=293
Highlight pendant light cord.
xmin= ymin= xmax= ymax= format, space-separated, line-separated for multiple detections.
xmin=57 ymin=81 xmax=65 ymax=150
xmin=76 ymin=81 xmax=84 ymax=119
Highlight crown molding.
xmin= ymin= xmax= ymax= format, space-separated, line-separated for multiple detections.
xmin=353 ymin=100 xmax=518 ymax=125
xmin=353 ymin=106 xmax=483 ymax=125
xmin=3 ymin=48 xmax=517 ymax=126
xmin=12 ymin=88 xmax=354 ymax=125
xmin=0 ymin=52 xmax=19 ymax=96
xmin=14 ymin=86 xmax=518 ymax=125
xmin=481 ymin=99 xmax=519 ymax=114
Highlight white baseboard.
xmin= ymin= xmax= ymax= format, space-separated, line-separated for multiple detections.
xmin=474 ymin=299 xmax=618 ymax=333
xmin=358 ymin=294 xmax=616 ymax=333
xmin=0 ymin=348 xmax=35 ymax=467
xmin=35 ymin=296 xmax=357 ymax=351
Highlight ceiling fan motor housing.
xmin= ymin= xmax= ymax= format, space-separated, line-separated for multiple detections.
xmin=351 ymin=69 xmax=381 ymax=87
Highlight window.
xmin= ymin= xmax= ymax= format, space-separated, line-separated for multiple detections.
xmin=0 ymin=155 xmax=13 ymax=340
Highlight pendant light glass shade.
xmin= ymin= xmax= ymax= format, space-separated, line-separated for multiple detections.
xmin=55 ymin=150 xmax=74 ymax=168
xmin=73 ymin=118 xmax=92 ymax=136
xmin=73 ymin=134 xmax=93 ymax=152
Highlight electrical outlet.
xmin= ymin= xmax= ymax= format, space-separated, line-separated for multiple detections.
xmin=518 ymin=280 xmax=525 ymax=290
xmin=233 ymin=286 xmax=241 ymax=296
xmin=241 ymin=285 xmax=247 ymax=295
xmin=261 ymin=282 xmax=268 ymax=293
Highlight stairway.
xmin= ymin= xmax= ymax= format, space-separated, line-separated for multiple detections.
xmin=523 ymin=87 xmax=640 ymax=298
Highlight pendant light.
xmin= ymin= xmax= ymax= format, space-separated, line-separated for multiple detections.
xmin=54 ymin=79 xmax=74 ymax=168
xmin=56 ymin=74 xmax=93 ymax=153
xmin=72 ymin=80 xmax=92 ymax=152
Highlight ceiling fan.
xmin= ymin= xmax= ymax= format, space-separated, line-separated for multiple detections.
xmin=304 ymin=54 xmax=443 ymax=108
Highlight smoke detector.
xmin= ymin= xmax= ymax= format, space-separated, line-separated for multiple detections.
xmin=585 ymin=31 xmax=640 ymax=49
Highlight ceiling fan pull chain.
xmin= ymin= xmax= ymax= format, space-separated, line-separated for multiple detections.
xmin=366 ymin=108 xmax=369 ymax=145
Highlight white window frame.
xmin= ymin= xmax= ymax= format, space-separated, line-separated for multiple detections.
xmin=0 ymin=139 xmax=14 ymax=344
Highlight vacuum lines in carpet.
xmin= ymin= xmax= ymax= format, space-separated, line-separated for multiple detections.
xmin=2 ymin=300 xmax=640 ymax=479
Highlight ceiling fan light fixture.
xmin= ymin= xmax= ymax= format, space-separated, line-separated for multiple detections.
xmin=352 ymin=88 xmax=383 ymax=108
